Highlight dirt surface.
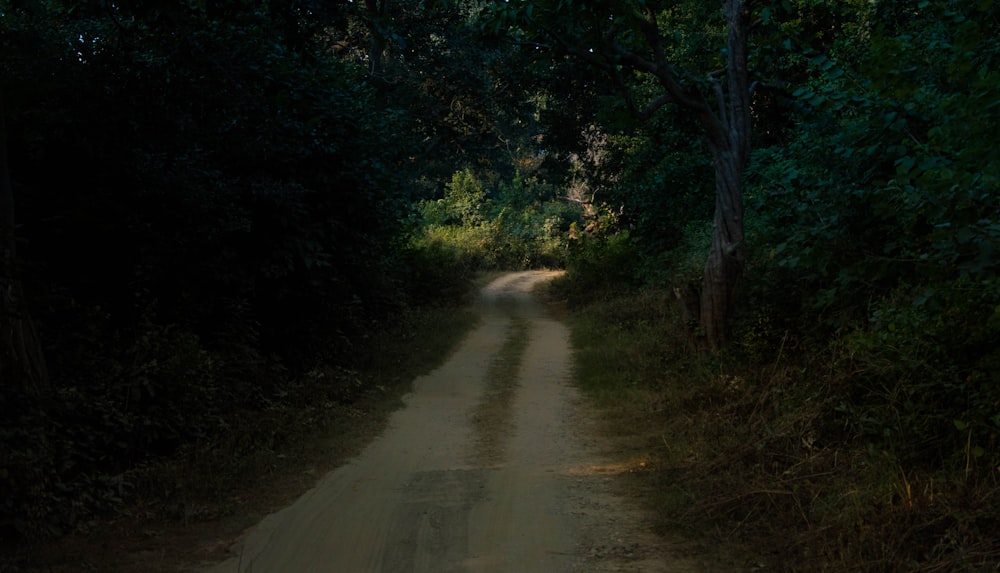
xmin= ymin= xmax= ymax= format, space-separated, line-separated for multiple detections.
xmin=199 ymin=271 xmax=702 ymax=573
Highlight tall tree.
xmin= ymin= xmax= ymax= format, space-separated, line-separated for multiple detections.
xmin=0 ymin=92 xmax=48 ymax=391
xmin=488 ymin=0 xmax=753 ymax=349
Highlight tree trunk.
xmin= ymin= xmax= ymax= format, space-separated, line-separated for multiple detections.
xmin=364 ymin=0 xmax=389 ymax=79
xmin=0 ymin=92 xmax=48 ymax=392
xmin=522 ymin=0 xmax=754 ymax=350
xmin=700 ymin=144 xmax=746 ymax=349
xmin=697 ymin=0 xmax=751 ymax=350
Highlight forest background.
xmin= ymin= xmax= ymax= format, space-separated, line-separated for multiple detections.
xmin=1 ymin=0 xmax=998 ymax=571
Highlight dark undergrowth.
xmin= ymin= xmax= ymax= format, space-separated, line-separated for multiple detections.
xmin=1 ymin=300 xmax=479 ymax=573
xmin=550 ymin=276 xmax=1000 ymax=573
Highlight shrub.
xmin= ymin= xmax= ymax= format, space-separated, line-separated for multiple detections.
xmin=411 ymin=169 xmax=582 ymax=272
xmin=842 ymin=278 xmax=1000 ymax=470
xmin=563 ymin=230 xmax=640 ymax=302
xmin=401 ymin=235 xmax=476 ymax=305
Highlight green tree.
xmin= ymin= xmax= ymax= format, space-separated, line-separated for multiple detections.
xmin=742 ymin=0 xmax=1000 ymax=467
xmin=445 ymin=168 xmax=487 ymax=226
xmin=334 ymin=0 xmax=524 ymax=188
xmin=486 ymin=0 xmax=754 ymax=349
xmin=0 ymin=0 xmax=434 ymax=535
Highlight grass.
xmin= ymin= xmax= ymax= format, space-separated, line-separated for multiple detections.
xmin=470 ymin=317 xmax=531 ymax=465
xmin=547 ymin=276 xmax=1000 ymax=573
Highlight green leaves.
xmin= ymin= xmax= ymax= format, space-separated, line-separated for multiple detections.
xmin=0 ymin=0 xmax=450 ymax=537
xmin=414 ymin=167 xmax=583 ymax=271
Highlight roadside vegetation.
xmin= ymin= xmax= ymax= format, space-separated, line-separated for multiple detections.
xmin=523 ymin=1 xmax=999 ymax=568
xmin=2 ymin=1 xmax=997 ymax=572
xmin=556 ymin=271 xmax=999 ymax=571
xmin=409 ymin=167 xmax=583 ymax=276
xmin=542 ymin=1 xmax=1000 ymax=566
xmin=0 ymin=0 xmax=576 ymax=561
xmin=3 ymin=303 xmax=477 ymax=572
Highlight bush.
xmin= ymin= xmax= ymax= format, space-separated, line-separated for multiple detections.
xmin=0 ymin=322 xmax=220 ymax=537
xmin=410 ymin=169 xmax=583 ymax=272
xmin=563 ymin=230 xmax=640 ymax=302
xmin=842 ymin=278 xmax=1000 ymax=469
xmin=401 ymin=235 xmax=476 ymax=305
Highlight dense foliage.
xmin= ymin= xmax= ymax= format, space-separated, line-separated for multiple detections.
xmin=1 ymin=0 xmax=998 ymax=569
xmin=535 ymin=0 xmax=999 ymax=466
xmin=0 ymin=1 xmax=408 ymax=537
xmin=539 ymin=0 xmax=999 ymax=569
xmin=0 ymin=0 xmax=574 ymax=539
xmin=747 ymin=0 xmax=1000 ymax=467
xmin=411 ymin=167 xmax=582 ymax=273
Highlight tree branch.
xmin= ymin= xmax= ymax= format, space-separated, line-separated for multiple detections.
xmin=637 ymin=94 xmax=674 ymax=120
xmin=533 ymin=5 xmax=726 ymax=143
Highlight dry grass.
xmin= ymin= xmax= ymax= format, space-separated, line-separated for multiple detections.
xmin=470 ymin=317 xmax=530 ymax=465
xmin=553 ymin=281 xmax=1000 ymax=573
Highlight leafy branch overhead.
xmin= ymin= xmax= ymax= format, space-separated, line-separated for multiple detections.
xmin=485 ymin=0 xmax=753 ymax=349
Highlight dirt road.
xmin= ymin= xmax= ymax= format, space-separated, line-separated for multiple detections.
xmin=202 ymin=271 xmax=690 ymax=573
